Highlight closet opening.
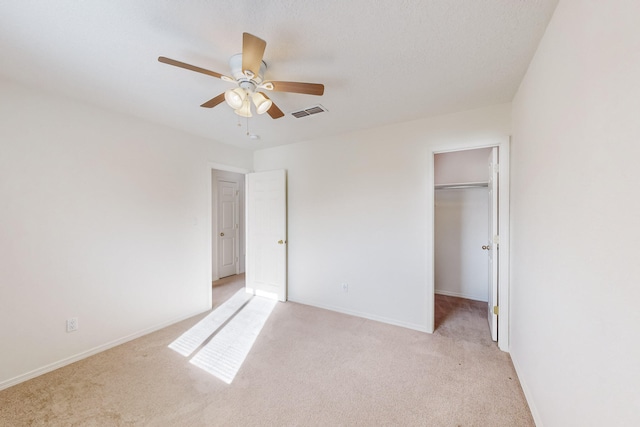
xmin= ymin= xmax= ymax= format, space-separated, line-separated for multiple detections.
xmin=432 ymin=146 xmax=507 ymax=348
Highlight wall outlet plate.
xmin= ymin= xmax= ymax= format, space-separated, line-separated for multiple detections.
xmin=66 ymin=317 xmax=78 ymax=332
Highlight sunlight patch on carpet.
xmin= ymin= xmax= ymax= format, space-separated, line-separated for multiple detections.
xmin=168 ymin=289 xmax=252 ymax=357
xmin=190 ymin=295 xmax=277 ymax=384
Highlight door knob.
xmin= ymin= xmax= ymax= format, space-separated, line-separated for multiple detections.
xmin=482 ymin=245 xmax=490 ymax=250
xmin=278 ymin=240 xmax=285 ymax=244
xmin=220 ymin=232 xmax=224 ymax=237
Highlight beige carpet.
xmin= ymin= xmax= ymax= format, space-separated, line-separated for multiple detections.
xmin=0 ymin=277 xmax=533 ymax=426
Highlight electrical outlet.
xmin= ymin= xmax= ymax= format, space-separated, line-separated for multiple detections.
xmin=66 ymin=317 xmax=78 ymax=333
xmin=342 ymin=283 xmax=349 ymax=292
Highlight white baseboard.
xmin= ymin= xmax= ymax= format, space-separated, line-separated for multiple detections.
xmin=435 ymin=289 xmax=488 ymax=302
xmin=0 ymin=308 xmax=208 ymax=391
xmin=510 ymin=350 xmax=544 ymax=427
xmin=287 ymin=297 xmax=430 ymax=333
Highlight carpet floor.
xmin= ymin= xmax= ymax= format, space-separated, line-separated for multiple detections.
xmin=0 ymin=277 xmax=533 ymax=426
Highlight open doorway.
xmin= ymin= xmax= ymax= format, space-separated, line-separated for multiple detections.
xmin=434 ymin=148 xmax=492 ymax=345
xmin=208 ymin=165 xmax=288 ymax=310
xmin=210 ymin=163 xmax=250 ymax=309
xmin=431 ymin=141 xmax=510 ymax=351
xmin=212 ymin=169 xmax=245 ymax=281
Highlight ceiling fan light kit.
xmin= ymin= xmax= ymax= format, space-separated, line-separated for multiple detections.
xmin=158 ymin=32 xmax=325 ymax=125
xmin=224 ymin=87 xmax=246 ymax=110
xmin=234 ymin=98 xmax=253 ymax=117
xmin=252 ymin=92 xmax=272 ymax=114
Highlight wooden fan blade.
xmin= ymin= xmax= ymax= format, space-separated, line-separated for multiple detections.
xmin=200 ymin=93 xmax=226 ymax=108
xmin=267 ymin=103 xmax=284 ymax=119
xmin=261 ymin=93 xmax=284 ymax=119
xmin=158 ymin=56 xmax=224 ymax=79
xmin=268 ymin=81 xmax=324 ymax=96
xmin=242 ymin=33 xmax=266 ymax=78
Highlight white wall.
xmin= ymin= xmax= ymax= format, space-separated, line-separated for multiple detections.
xmin=0 ymin=77 xmax=252 ymax=388
xmin=434 ymin=188 xmax=488 ymax=301
xmin=254 ymin=103 xmax=510 ymax=331
xmin=434 ymin=148 xmax=491 ymax=185
xmin=510 ymin=1 xmax=640 ymax=425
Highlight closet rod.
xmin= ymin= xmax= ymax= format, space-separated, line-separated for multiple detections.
xmin=435 ymin=182 xmax=488 ymax=190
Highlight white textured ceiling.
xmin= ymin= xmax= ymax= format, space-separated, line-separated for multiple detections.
xmin=0 ymin=0 xmax=558 ymax=150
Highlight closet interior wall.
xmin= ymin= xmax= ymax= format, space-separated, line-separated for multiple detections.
xmin=434 ymin=148 xmax=491 ymax=301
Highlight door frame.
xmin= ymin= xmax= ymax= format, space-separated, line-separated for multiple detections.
xmin=429 ymin=137 xmax=511 ymax=351
xmin=209 ymin=163 xmax=250 ymax=286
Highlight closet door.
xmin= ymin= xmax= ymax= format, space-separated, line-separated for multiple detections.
xmin=487 ymin=147 xmax=499 ymax=341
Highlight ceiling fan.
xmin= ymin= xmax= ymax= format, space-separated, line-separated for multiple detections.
xmin=158 ymin=33 xmax=325 ymax=119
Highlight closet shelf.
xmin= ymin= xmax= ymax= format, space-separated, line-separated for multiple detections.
xmin=435 ymin=181 xmax=488 ymax=190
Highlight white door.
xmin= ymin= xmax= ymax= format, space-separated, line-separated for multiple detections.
xmin=246 ymin=170 xmax=287 ymax=301
xmin=217 ymin=179 xmax=238 ymax=278
xmin=487 ymin=147 xmax=499 ymax=341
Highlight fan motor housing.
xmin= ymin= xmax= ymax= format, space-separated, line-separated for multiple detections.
xmin=229 ymin=53 xmax=266 ymax=91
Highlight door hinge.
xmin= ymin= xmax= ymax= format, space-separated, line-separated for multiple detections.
xmin=235 ymin=224 xmax=239 ymax=229
xmin=493 ymin=305 xmax=499 ymax=316
xmin=235 ymin=190 xmax=239 ymax=196
xmin=493 ymin=163 xmax=500 ymax=174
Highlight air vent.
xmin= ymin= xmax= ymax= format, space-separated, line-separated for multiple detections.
xmin=291 ymin=104 xmax=328 ymax=118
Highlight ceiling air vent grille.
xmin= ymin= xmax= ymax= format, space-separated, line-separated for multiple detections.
xmin=291 ymin=104 xmax=328 ymax=118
